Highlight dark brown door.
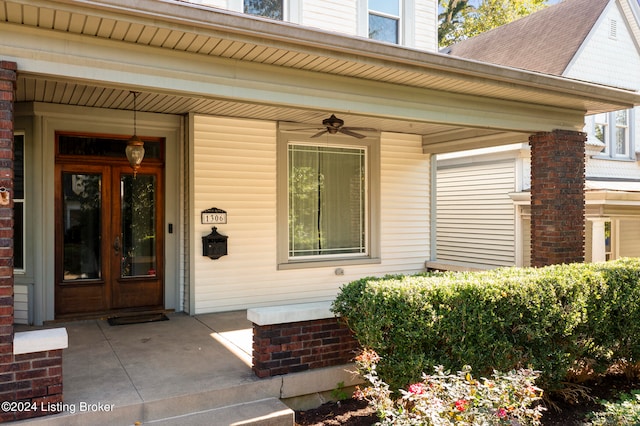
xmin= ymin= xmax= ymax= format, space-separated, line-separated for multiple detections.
xmin=55 ymin=135 xmax=164 ymax=318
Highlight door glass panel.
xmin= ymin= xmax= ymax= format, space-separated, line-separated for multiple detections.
xmin=121 ymin=175 xmax=157 ymax=277
xmin=63 ymin=173 xmax=102 ymax=280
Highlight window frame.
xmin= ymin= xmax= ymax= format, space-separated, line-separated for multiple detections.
xmin=589 ymin=109 xmax=635 ymax=161
xmin=367 ymin=0 xmax=402 ymax=44
xmin=277 ymin=127 xmax=380 ymax=270
xmin=13 ymin=132 xmax=25 ymax=273
xmin=243 ymin=0 xmax=286 ymax=21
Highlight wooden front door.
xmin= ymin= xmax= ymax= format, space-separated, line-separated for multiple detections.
xmin=55 ymin=133 xmax=164 ymax=318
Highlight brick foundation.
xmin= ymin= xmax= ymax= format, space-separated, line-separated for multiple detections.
xmin=529 ymin=130 xmax=586 ymax=267
xmin=252 ymin=317 xmax=359 ymax=378
xmin=0 ymin=61 xmax=64 ymax=422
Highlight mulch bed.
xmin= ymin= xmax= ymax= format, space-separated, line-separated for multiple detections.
xmin=295 ymin=374 xmax=640 ymax=425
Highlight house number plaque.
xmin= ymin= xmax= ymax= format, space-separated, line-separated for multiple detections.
xmin=201 ymin=207 xmax=227 ymax=224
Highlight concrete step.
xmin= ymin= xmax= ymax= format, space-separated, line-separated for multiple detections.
xmin=146 ymin=398 xmax=294 ymax=426
xmin=14 ymin=397 xmax=294 ymax=426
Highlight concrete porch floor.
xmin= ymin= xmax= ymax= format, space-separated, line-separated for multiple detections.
xmin=14 ymin=311 xmax=360 ymax=426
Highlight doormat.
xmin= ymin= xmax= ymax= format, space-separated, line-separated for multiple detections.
xmin=107 ymin=313 xmax=169 ymax=326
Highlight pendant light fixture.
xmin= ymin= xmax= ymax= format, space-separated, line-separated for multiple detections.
xmin=126 ymin=91 xmax=145 ymax=176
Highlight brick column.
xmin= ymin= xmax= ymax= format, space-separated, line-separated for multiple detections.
xmin=0 ymin=61 xmax=64 ymax=423
xmin=0 ymin=60 xmax=17 ymax=420
xmin=529 ymin=130 xmax=586 ymax=267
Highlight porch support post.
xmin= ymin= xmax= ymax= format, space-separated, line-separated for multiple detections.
xmin=588 ymin=218 xmax=608 ymax=263
xmin=0 ymin=60 xmax=17 ymax=420
xmin=0 ymin=61 xmax=66 ymax=423
xmin=529 ymin=130 xmax=586 ymax=267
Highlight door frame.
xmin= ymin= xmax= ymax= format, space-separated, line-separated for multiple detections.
xmin=20 ymin=103 xmax=183 ymax=324
xmin=53 ymin=132 xmax=166 ymax=318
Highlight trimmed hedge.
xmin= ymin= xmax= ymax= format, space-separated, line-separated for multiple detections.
xmin=332 ymin=258 xmax=640 ymax=392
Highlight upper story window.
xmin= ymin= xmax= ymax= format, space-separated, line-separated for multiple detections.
xmin=244 ymin=0 xmax=283 ymax=20
xmin=590 ymin=109 xmax=635 ymax=160
xmin=369 ymin=0 xmax=400 ymax=44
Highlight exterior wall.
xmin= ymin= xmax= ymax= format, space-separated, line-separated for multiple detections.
xmin=618 ymin=219 xmax=640 ymax=256
xmin=190 ymin=0 xmax=438 ymax=52
xmin=13 ymin=285 xmax=29 ymax=325
xmin=436 ymin=159 xmax=516 ymax=268
xmin=565 ymin=2 xmax=640 ymax=91
xmin=569 ymin=0 xmax=640 ymax=173
xmin=415 ymin=0 xmax=438 ymax=52
xmin=191 ymin=115 xmax=429 ymax=313
xmin=302 ymin=0 xmax=357 ymax=35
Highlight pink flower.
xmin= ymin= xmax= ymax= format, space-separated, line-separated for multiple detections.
xmin=408 ymin=383 xmax=425 ymax=395
xmin=496 ymin=407 xmax=507 ymax=418
xmin=454 ymin=399 xmax=468 ymax=411
xmin=353 ymin=386 xmax=365 ymax=400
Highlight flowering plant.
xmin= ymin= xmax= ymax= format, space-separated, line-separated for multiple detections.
xmin=353 ymin=349 xmax=546 ymax=425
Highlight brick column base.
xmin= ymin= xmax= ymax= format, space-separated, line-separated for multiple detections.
xmin=0 ymin=350 xmax=64 ymax=422
xmin=252 ymin=318 xmax=359 ymax=378
xmin=529 ymin=130 xmax=586 ymax=267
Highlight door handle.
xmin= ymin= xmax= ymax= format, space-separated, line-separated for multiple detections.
xmin=114 ymin=236 xmax=120 ymax=254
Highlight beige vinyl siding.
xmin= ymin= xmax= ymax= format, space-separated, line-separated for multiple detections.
xmin=521 ymin=216 xmax=531 ymax=267
xmin=379 ymin=132 xmax=431 ymax=268
xmin=14 ymin=284 xmax=29 ymax=325
xmin=618 ymin=219 xmax=640 ymax=257
xmin=303 ymin=0 xmax=358 ymax=35
xmin=192 ymin=116 xmax=429 ymax=313
xmin=437 ymin=160 xmax=516 ymax=268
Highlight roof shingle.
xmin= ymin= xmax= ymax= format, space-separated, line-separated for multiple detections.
xmin=444 ymin=0 xmax=610 ymax=76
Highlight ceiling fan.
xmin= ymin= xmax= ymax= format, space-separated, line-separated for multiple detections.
xmin=286 ymin=114 xmax=377 ymax=139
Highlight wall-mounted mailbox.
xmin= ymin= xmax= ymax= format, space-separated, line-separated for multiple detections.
xmin=202 ymin=227 xmax=228 ymax=260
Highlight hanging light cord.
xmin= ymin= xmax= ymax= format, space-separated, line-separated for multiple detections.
xmin=132 ymin=91 xmax=138 ymax=135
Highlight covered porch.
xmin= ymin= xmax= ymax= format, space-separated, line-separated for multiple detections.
xmin=15 ymin=311 xmax=359 ymax=425
xmin=3 ymin=0 xmax=640 ymax=422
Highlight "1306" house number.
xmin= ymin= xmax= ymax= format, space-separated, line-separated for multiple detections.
xmin=201 ymin=207 xmax=227 ymax=224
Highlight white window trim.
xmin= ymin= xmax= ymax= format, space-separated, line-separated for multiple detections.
xmin=238 ymin=0 xmax=291 ymax=21
xmin=358 ymin=0 xmax=410 ymax=46
xmin=590 ymin=109 xmax=635 ymax=161
xmin=276 ymin=126 xmax=380 ymax=270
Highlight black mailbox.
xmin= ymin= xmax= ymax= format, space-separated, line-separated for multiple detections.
xmin=202 ymin=227 xmax=228 ymax=259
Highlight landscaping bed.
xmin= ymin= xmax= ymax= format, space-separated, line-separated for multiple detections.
xmin=296 ymin=372 xmax=640 ymax=425
xmin=301 ymin=259 xmax=640 ymax=425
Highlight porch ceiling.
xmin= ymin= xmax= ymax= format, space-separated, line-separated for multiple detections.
xmin=5 ymin=0 xmax=640 ymax=153
xmin=15 ymin=73 xmax=463 ymax=138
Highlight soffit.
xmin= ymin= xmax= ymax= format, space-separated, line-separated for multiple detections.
xmin=2 ymin=0 xmax=638 ymax=117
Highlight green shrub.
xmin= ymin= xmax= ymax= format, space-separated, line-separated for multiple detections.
xmin=586 ymin=390 xmax=640 ymax=425
xmin=332 ymin=258 xmax=640 ymax=392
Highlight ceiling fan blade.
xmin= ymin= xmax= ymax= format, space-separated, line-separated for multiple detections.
xmin=310 ymin=130 xmax=329 ymax=138
xmin=339 ymin=128 xmax=366 ymax=139
xmin=281 ymin=127 xmax=324 ymax=132
xmin=343 ymin=127 xmax=377 ymax=132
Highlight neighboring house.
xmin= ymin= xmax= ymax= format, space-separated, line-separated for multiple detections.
xmin=1 ymin=0 xmax=638 ymax=328
xmin=436 ymin=0 xmax=640 ymax=271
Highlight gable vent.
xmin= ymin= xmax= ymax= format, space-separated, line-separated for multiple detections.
xmin=609 ymin=18 xmax=618 ymax=39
